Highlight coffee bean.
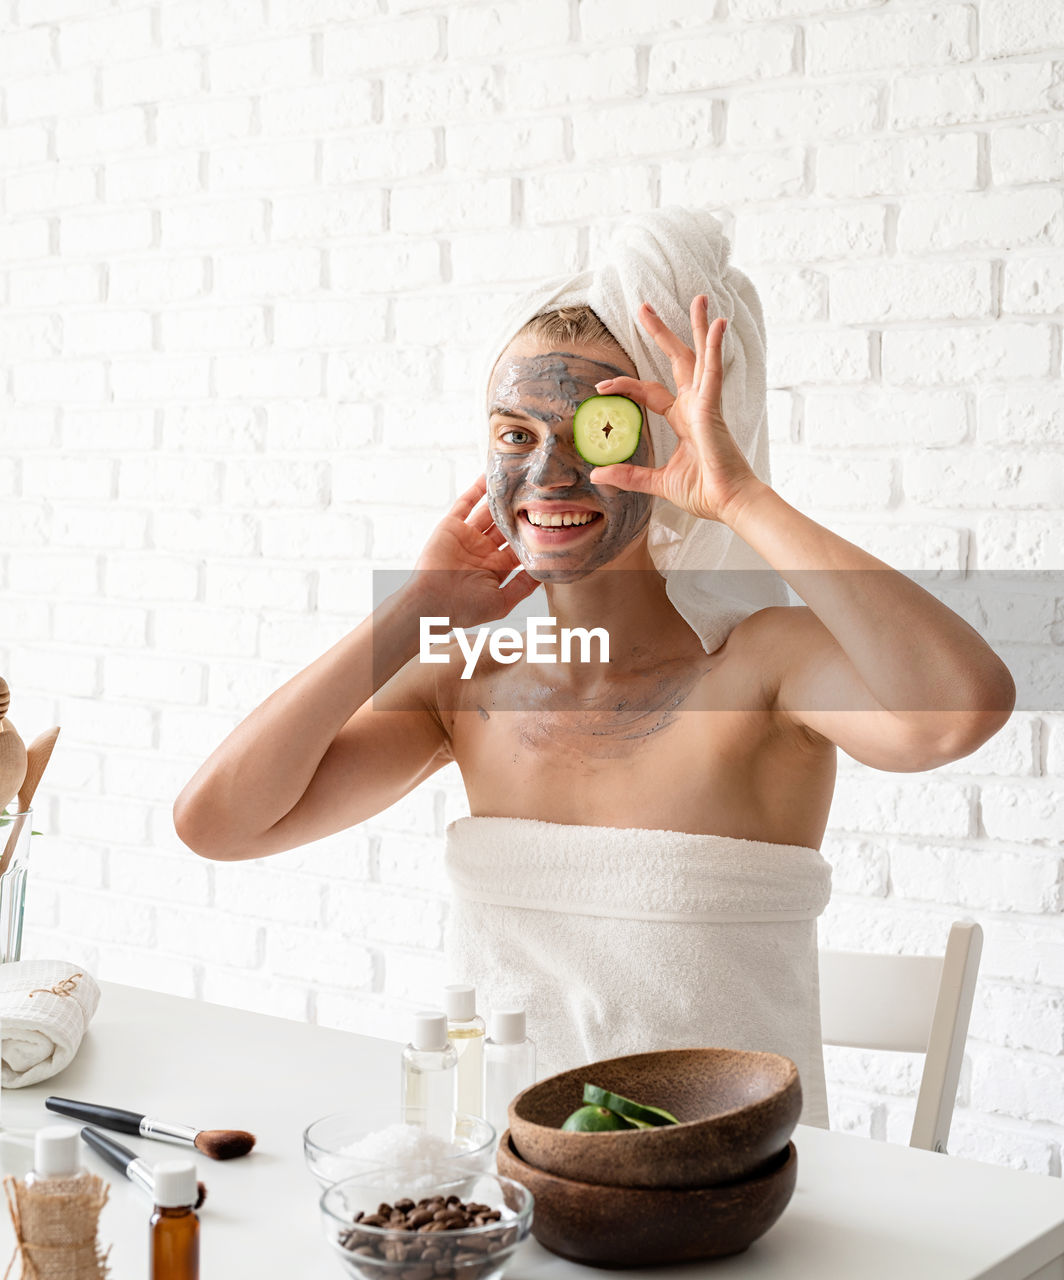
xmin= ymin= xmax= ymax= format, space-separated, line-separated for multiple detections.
xmin=338 ymin=1190 xmax=518 ymax=1261
xmin=402 ymin=1266 xmax=434 ymax=1280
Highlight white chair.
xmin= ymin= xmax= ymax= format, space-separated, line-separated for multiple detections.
xmin=819 ymin=920 xmax=983 ymax=1154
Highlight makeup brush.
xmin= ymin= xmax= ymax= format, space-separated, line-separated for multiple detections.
xmin=45 ymin=1096 xmax=255 ymax=1160
xmin=80 ymin=1126 xmax=207 ymax=1209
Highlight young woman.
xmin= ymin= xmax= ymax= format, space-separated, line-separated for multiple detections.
xmin=176 ymin=281 xmax=1014 ymax=1128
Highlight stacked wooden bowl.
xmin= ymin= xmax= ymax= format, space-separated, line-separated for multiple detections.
xmin=496 ymin=1048 xmax=802 ymax=1267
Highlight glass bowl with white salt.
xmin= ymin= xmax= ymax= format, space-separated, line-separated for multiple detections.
xmin=321 ymin=1167 xmax=533 ymax=1280
xmin=304 ymin=1107 xmax=497 ymax=1189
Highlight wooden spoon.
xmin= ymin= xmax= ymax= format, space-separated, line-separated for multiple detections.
xmin=0 ymin=726 xmax=60 ymax=876
xmin=18 ymin=726 xmax=60 ymax=813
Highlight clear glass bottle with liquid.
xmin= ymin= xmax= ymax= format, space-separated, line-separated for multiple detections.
xmin=443 ymin=983 xmax=485 ymax=1120
xmin=483 ymin=1009 xmax=537 ymax=1142
xmin=401 ymin=1010 xmax=458 ymax=1139
xmin=150 ymin=1160 xmax=200 ymax=1280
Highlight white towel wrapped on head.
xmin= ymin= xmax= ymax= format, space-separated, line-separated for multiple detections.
xmin=476 ymin=205 xmax=789 ymax=654
xmin=444 ymin=816 xmax=833 ymax=1129
xmin=0 ymin=959 xmax=100 ymax=1088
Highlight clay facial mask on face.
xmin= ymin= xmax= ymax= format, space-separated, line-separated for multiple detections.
xmin=487 ymin=350 xmax=653 ymax=583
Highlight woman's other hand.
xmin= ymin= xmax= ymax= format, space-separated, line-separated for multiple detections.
xmin=408 ymin=474 xmax=538 ymax=629
xmin=588 ymin=296 xmax=767 ymax=527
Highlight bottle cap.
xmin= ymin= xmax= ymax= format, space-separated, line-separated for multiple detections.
xmin=153 ymin=1160 xmax=197 ymax=1208
xmin=34 ymin=1125 xmax=80 ymax=1178
xmin=490 ymin=1009 xmax=526 ymax=1044
xmin=442 ymin=984 xmax=476 ymax=1022
xmin=411 ymin=1010 xmax=448 ymax=1050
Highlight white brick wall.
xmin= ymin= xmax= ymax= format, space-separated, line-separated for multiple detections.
xmin=1 ymin=0 xmax=1061 ymax=1177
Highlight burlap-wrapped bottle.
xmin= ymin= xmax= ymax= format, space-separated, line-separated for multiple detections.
xmin=3 ymin=1172 xmax=111 ymax=1280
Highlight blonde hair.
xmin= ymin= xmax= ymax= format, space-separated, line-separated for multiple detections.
xmin=512 ymin=304 xmax=620 ymax=352
xmin=486 ymin=304 xmax=631 ymax=405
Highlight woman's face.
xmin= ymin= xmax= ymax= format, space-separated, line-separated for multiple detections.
xmin=486 ymin=339 xmax=654 ymax=583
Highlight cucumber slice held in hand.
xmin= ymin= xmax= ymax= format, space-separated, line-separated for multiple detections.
xmin=573 ymin=395 xmax=643 ymax=466
xmin=582 ymin=1084 xmax=680 ymax=1126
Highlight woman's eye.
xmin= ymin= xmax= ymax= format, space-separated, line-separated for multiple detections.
xmin=501 ymin=428 xmax=533 ymax=445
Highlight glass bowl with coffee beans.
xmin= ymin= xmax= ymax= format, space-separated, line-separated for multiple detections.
xmin=320 ymin=1167 xmax=533 ymax=1280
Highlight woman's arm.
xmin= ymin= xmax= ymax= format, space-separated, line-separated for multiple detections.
xmin=174 ymin=586 xmax=440 ymax=860
xmin=724 ymin=486 xmax=1015 ymax=768
xmin=173 ymin=477 xmax=537 ymax=861
xmin=590 ymin=297 xmax=1015 ymax=768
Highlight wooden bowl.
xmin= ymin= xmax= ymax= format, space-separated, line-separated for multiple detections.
xmin=497 ymin=1129 xmax=797 ymax=1267
xmin=508 ymin=1047 xmax=801 ymax=1189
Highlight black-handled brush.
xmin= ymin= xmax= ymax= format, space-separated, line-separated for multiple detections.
xmin=46 ymin=1095 xmax=255 ymax=1160
xmin=80 ymin=1126 xmax=207 ymax=1209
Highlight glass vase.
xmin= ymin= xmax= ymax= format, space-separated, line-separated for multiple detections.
xmin=0 ymin=807 xmax=32 ymax=965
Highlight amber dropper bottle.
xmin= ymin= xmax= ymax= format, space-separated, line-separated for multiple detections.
xmin=150 ymin=1160 xmax=199 ymax=1280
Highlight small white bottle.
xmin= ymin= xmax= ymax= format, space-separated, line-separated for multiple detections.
xmin=443 ymin=983 xmax=485 ymax=1120
xmin=401 ymin=1010 xmax=458 ymax=1140
xmin=25 ymin=1125 xmax=94 ymax=1192
xmin=483 ymin=1009 xmax=537 ymax=1142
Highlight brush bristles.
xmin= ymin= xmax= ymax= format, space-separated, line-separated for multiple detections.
xmin=194 ymin=1129 xmax=256 ymax=1160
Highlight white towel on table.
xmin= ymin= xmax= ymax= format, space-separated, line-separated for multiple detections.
xmin=443 ymin=816 xmax=833 ymax=1129
xmin=476 ymin=205 xmax=789 ymax=655
xmin=0 ymin=959 xmax=100 ymax=1088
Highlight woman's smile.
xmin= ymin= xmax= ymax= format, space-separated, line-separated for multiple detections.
xmin=517 ymin=502 xmax=604 ymax=546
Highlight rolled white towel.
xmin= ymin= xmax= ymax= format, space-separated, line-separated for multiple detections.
xmin=0 ymin=958 xmax=100 ymax=1089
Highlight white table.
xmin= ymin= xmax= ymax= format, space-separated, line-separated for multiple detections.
xmin=1 ymin=982 xmax=1063 ymax=1279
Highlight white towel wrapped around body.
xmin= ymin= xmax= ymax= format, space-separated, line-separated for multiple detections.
xmin=444 ymin=816 xmax=833 ymax=1129
xmin=0 ymin=959 xmax=100 ymax=1088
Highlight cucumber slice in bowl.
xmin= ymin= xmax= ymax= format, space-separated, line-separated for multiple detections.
xmin=573 ymin=395 xmax=643 ymax=466
xmin=582 ymin=1083 xmax=680 ymax=1126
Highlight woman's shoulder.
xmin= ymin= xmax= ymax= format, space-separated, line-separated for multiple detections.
xmin=710 ymin=604 xmax=823 ymax=702
xmin=726 ymin=603 xmax=817 ymax=646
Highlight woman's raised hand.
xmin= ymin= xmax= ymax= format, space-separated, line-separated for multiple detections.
xmin=589 ymin=296 xmax=767 ymax=526
xmin=410 ymin=475 xmax=538 ymax=629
